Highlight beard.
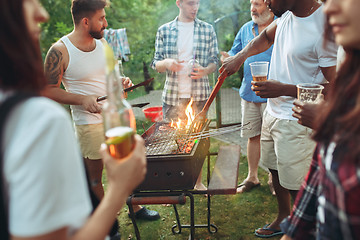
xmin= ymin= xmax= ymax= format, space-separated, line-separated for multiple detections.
xmin=252 ymin=10 xmax=273 ymax=25
xmin=89 ymin=28 xmax=104 ymax=39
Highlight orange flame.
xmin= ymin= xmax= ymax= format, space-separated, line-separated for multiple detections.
xmin=169 ymin=99 xmax=196 ymax=130
xmin=185 ymin=99 xmax=195 ymax=127
xmin=176 ymin=118 xmax=182 ymax=128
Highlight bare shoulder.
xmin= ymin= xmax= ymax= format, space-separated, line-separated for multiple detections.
xmin=44 ymin=40 xmax=68 ymax=85
xmin=53 ymin=40 xmax=66 ymax=50
xmin=47 ymin=40 xmax=69 ymax=65
xmin=264 ymin=19 xmax=278 ymax=43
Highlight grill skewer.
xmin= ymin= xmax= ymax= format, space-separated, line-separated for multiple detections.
xmin=145 ymin=122 xmax=249 ymax=143
xmin=144 ymin=122 xmax=250 ymax=155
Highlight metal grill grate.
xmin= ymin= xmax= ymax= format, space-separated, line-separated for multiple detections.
xmin=143 ymin=122 xmax=206 ymax=156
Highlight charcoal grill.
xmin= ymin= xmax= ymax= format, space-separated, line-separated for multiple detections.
xmin=127 ymin=73 xmax=246 ymax=240
xmin=136 ymin=119 xmax=211 ymax=191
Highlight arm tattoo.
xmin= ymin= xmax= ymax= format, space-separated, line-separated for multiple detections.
xmin=44 ymin=48 xmax=63 ymax=85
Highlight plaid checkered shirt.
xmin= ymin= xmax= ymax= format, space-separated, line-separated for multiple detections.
xmin=280 ymin=141 xmax=360 ymax=239
xmin=151 ymin=17 xmax=219 ymax=106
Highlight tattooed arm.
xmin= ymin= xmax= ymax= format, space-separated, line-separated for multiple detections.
xmin=43 ymin=41 xmax=102 ymax=113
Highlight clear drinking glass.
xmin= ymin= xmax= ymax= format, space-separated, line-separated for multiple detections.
xmin=249 ymin=61 xmax=269 ymax=93
xmin=249 ymin=61 xmax=269 ymax=82
xmin=187 ymin=59 xmax=200 ymax=77
xmin=296 ymin=83 xmax=324 ymax=103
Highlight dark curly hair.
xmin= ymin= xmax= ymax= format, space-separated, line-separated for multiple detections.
xmin=71 ymin=0 xmax=108 ymax=25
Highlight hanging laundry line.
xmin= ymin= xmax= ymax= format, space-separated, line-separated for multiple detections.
xmin=103 ymin=28 xmax=131 ymax=62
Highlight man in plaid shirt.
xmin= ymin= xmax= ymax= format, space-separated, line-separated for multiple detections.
xmin=151 ymin=0 xmax=219 ymax=121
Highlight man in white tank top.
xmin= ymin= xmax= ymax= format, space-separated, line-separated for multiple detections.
xmin=220 ymin=0 xmax=337 ymax=237
xmin=43 ymin=0 xmax=160 ymax=224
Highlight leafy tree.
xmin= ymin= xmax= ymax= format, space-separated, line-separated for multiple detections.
xmin=40 ymin=0 xmax=73 ymax=58
xmin=106 ymin=0 xmax=173 ymax=91
xmin=39 ymin=0 xmax=251 ymax=89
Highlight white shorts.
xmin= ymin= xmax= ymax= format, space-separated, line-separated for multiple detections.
xmin=75 ymin=123 xmax=105 ymax=160
xmin=260 ymin=110 xmax=316 ymax=190
xmin=241 ymin=99 xmax=267 ymax=138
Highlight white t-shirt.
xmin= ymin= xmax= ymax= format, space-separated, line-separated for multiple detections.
xmin=177 ymin=21 xmax=195 ymax=98
xmin=1 ymin=95 xmax=92 ymax=237
xmin=61 ymin=36 xmax=106 ymax=125
xmin=337 ymin=46 xmax=345 ymax=70
xmin=267 ymin=6 xmax=338 ymax=120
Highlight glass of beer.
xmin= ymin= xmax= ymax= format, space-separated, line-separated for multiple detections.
xmin=249 ymin=61 xmax=269 ymax=93
xmin=105 ymin=126 xmax=135 ymax=159
xmin=250 ymin=61 xmax=269 ymax=82
xmin=297 ymin=83 xmax=324 ymax=103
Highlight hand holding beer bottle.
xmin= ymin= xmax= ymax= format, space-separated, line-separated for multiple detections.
xmin=102 ymin=43 xmax=136 ymax=160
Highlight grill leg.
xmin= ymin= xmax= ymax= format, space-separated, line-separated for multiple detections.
xmin=172 ymin=192 xmax=195 ymax=239
xmin=171 ymin=204 xmax=182 ymax=234
xmin=126 ymin=190 xmax=218 ymax=239
xmin=207 ymin=194 xmax=218 ymax=233
xmin=206 ymin=152 xmax=218 ymax=233
xmin=126 ymin=196 xmax=141 ymax=240
xmin=185 ymin=191 xmax=195 ymax=240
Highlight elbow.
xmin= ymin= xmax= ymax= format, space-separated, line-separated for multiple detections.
xmin=41 ymin=85 xmax=57 ymax=100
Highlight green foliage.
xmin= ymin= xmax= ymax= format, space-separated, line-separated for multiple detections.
xmin=54 ymin=22 xmax=73 ymax=37
xmin=105 ymin=0 xmax=176 ymax=84
xmin=40 ymin=0 xmax=73 ymax=58
xmin=39 ymin=0 xmax=251 ymax=88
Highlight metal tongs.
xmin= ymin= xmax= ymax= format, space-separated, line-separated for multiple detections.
xmin=96 ymin=77 xmax=154 ymax=102
xmin=188 ymin=70 xmax=228 ymax=132
xmin=131 ymin=102 xmax=150 ymax=108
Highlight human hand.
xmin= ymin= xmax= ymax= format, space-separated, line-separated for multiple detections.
xmin=166 ymin=59 xmax=184 ymax=72
xmin=220 ymin=51 xmax=230 ymax=63
xmin=251 ymin=79 xmax=286 ymax=98
xmin=122 ymin=77 xmax=133 ymax=89
xmin=219 ymin=54 xmax=244 ymax=76
xmin=100 ymin=135 xmax=147 ymax=196
xmin=80 ymin=95 xmax=102 ymax=113
xmin=190 ymin=65 xmax=207 ymax=79
xmin=292 ymin=99 xmax=322 ymax=129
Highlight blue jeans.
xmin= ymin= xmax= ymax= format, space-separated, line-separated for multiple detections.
xmin=163 ymin=99 xmax=206 ymax=121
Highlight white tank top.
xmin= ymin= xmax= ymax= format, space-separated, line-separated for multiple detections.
xmin=61 ymin=36 xmax=106 ymax=125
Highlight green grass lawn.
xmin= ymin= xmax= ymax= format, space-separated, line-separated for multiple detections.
xmin=105 ymin=135 xmax=283 ymax=240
